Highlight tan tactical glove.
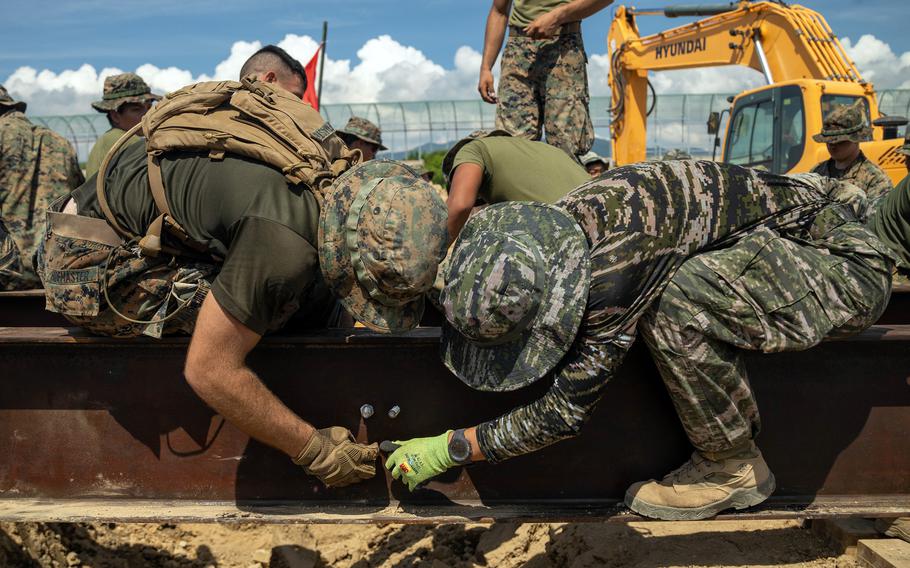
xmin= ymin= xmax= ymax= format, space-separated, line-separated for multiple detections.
xmin=293 ymin=427 xmax=378 ymax=488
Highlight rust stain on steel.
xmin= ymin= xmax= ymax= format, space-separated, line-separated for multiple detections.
xmin=3 ymin=287 xmax=910 ymax=327
xmin=0 ymin=324 xmax=908 ymax=516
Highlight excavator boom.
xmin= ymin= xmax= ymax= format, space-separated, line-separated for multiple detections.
xmin=608 ymin=1 xmax=873 ymax=166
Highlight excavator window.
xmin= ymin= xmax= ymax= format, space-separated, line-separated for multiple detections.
xmin=727 ymin=98 xmax=774 ymax=171
xmin=724 ymin=85 xmax=805 ymax=174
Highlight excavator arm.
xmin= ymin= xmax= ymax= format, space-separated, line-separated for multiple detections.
xmin=608 ymin=1 xmax=865 ymax=165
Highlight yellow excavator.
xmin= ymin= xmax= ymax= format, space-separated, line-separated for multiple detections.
xmin=607 ymin=0 xmax=908 ymax=183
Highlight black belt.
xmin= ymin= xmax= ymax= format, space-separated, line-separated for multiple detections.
xmin=508 ymin=21 xmax=581 ymax=37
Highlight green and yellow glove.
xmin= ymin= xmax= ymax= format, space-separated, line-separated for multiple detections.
xmin=384 ymin=431 xmax=454 ymax=491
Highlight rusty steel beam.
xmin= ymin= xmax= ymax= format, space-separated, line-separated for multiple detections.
xmin=4 ymin=285 xmax=910 ymax=327
xmin=0 ymin=290 xmax=68 ymax=327
xmin=0 ymin=324 xmax=908 ymax=522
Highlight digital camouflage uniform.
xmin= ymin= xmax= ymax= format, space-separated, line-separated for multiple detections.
xmin=0 ymin=86 xmax=84 ymax=290
xmin=496 ymin=14 xmax=593 ymax=157
xmin=444 ymin=161 xmax=893 ymax=463
xmin=39 ymin=203 xmax=215 ymax=338
xmin=811 ymin=100 xmax=893 ymax=203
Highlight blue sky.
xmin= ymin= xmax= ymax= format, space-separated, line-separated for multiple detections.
xmin=1 ymin=0 xmax=906 ymax=80
xmin=1 ymin=0 xmax=907 ymax=116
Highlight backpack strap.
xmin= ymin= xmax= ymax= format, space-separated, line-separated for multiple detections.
xmin=141 ymin=153 xmax=216 ymax=259
xmin=96 ymin=123 xmax=144 ymax=242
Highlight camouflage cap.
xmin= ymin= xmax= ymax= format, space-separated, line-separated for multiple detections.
xmin=91 ymin=73 xmax=161 ymax=113
xmin=661 ymin=148 xmax=692 ymax=160
xmin=580 ymin=151 xmax=607 ymax=167
xmin=812 ymin=99 xmax=871 ymax=144
xmin=440 ymin=203 xmax=591 ymax=392
xmin=318 ymin=159 xmax=449 ymax=332
xmin=337 ymin=116 xmax=388 ymax=150
xmin=0 ymin=85 xmax=26 ymax=112
xmin=442 ymin=129 xmax=512 ymax=179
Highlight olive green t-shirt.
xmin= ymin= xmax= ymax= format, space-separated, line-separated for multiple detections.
xmin=85 ymin=127 xmax=143 ymax=179
xmin=73 ymin=142 xmax=333 ymax=335
xmin=869 ymin=174 xmax=910 ymax=270
xmin=451 ymin=137 xmax=589 ymax=204
xmin=509 ymin=0 xmax=571 ymax=28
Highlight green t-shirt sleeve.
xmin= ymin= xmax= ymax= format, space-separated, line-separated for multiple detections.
xmin=452 ymin=140 xmax=493 ymax=203
xmin=212 ymin=216 xmax=320 ymax=335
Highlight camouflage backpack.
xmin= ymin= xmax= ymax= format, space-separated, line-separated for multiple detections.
xmin=96 ymin=77 xmax=362 ymax=258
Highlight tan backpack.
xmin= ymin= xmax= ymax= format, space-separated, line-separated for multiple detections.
xmin=96 ymin=77 xmax=362 ymax=258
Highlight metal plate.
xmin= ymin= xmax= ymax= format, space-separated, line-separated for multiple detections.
xmin=0 ymin=325 xmax=908 ymax=521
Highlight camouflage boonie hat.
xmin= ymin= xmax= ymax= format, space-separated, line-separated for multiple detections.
xmin=91 ymin=73 xmax=161 ymax=113
xmin=318 ymin=159 xmax=448 ymax=332
xmin=440 ymin=203 xmax=591 ymax=392
xmin=661 ymin=148 xmax=692 ymax=160
xmin=813 ymin=100 xmax=871 ymax=144
xmin=0 ymin=85 xmax=26 ymax=112
xmin=337 ymin=117 xmax=388 ymax=150
xmin=442 ymin=129 xmax=512 ymax=179
xmin=580 ymin=151 xmax=607 ymax=167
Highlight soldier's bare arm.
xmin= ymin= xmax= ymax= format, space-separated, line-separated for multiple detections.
xmin=184 ymin=293 xmax=316 ymax=458
xmin=524 ymin=0 xmax=614 ymax=39
xmin=446 ymin=163 xmax=484 ymax=243
xmin=479 ymin=0 xmax=512 ymax=103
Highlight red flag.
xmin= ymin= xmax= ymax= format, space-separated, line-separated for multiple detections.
xmin=303 ymin=44 xmax=321 ymax=110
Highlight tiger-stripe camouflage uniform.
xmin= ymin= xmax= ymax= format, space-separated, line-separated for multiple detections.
xmin=0 ymin=86 xmax=84 ymax=290
xmin=469 ymin=161 xmax=894 ymax=463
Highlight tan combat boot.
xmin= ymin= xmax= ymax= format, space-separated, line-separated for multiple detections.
xmin=624 ymin=448 xmax=776 ymax=520
xmin=875 ymin=517 xmax=910 ymax=543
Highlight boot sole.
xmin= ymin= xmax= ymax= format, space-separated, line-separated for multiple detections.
xmin=624 ymin=473 xmax=776 ymax=521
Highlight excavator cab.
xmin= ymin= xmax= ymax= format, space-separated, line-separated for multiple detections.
xmin=712 ymin=80 xmax=906 ymax=181
xmin=608 ymin=1 xmax=907 ymax=183
xmin=720 ymin=83 xmax=811 ymax=174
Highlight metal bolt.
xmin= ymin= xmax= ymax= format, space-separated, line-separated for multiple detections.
xmin=360 ymin=404 xmax=374 ymax=419
xmin=387 ymin=405 xmax=401 ymax=419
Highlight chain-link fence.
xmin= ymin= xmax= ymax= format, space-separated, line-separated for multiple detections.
xmin=33 ymin=90 xmax=910 ymax=163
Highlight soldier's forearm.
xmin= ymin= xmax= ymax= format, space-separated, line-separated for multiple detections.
xmin=481 ymin=4 xmax=510 ymax=71
xmin=554 ymin=0 xmax=614 ymax=23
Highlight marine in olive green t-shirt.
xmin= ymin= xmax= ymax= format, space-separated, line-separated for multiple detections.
xmin=85 ymin=127 xmax=144 ymax=179
xmin=451 ymin=136 xmax=589 ymax=205
xmin=72 ymin=142 xmax=334 ymax=334
xmin=868 ymin=174 xmax=910 ymax=271
xmin=509 ymin=0 xmax=571 ymax=28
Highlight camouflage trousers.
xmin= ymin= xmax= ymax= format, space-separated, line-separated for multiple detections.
xmin=496 ymin=32 xmax=594 ymax=158
xmin=38 ymin=201 xmax=217 ymax=338
xmin=638 ymin=222 xmax=894 ymax=457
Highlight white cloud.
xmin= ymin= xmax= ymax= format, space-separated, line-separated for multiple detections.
xmin=4 ymin=32 xmax=907 ymax=117
xmin=842 ymin=34 xmax=910 ymax=89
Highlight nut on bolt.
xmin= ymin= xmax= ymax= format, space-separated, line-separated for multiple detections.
xmin=360 ymin=404 xmax=374 ymax=419
xmin=388 ymin=405 xmax=401 ymax=419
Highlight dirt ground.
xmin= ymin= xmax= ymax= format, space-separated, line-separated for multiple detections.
xmin=0 ymin=519 xmax=855 ymax=568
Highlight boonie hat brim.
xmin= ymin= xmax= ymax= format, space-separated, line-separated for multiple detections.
xmin=812 ymin=125 xmax=872 ymax=145
xmin=338 ymin=129 xmax=388 ymax=150
xmin=91 ymin=92 xmax=161 ymax=113
xmin=440 ymin=202 xmax=591 ymax=392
